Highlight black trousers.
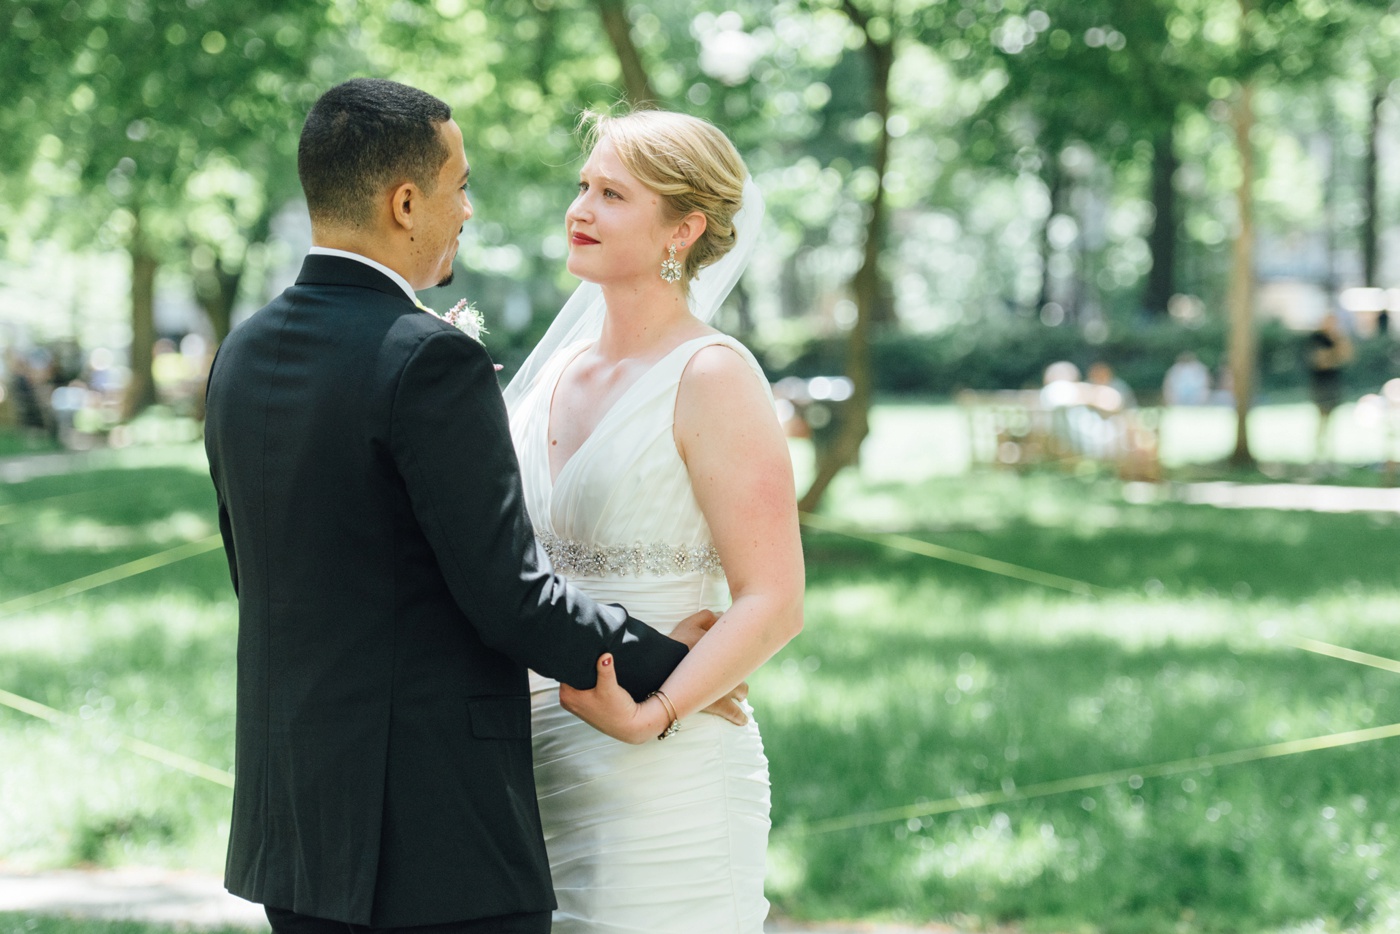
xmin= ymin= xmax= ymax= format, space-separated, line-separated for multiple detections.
xmin=266 ymin=906 xmax=550 ymax=934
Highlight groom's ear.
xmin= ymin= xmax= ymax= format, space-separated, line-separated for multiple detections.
xmin=389 ymin=182 xmax=418 ymax=232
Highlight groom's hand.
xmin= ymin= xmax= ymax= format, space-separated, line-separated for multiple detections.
xmin=701 ymin=680 xmax=749 ymax=726
xmin=559 ymin=654 xmax=666 ymax=745
xmin=669 ymin=609 xmax=719 ymax=649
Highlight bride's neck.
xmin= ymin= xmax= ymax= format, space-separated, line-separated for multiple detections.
xmin=595 ymin=281 xmax=693 ymax=360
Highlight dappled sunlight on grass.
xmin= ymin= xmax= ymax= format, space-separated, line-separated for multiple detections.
xmin=0 ymin=590 xmax=237 ymax=871
xmin=5 ymin=434 xmax=1400 ymax=929
xmin=0 ymin=443 xmax=234 ymax=871
xmin=760 ymin=463 xmax=1400 ymax=930
xmin=29 ymin=511 xmax=215 ymax=552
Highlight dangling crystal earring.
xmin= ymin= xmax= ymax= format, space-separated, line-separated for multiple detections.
xmin=660 ymin=243 xmax=683 ymax=283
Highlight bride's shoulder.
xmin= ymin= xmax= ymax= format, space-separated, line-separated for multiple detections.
xmin=675 ymin=336 xmax=771 ymax=417
xmin=673 ymin=336 xmax=783 ymax=466
xmin=680 ymin=335 xmax=764 ymax=384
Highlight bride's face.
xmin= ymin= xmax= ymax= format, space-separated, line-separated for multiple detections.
xmin=565 ymin=139 xmax=672 ymax=286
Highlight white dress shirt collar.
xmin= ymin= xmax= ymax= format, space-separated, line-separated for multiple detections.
xmin=308 ymin=246 xmax=418 ymax=303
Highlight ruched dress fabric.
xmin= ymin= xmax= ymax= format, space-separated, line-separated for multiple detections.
xmin=508 ymin=334 xmax=772 ymax=934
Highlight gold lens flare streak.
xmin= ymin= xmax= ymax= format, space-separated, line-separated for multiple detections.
xmin=786 ymin=722 xmax=1400 ymax=837
xmin=0 ymin=687 xmax=234 ymax=788
xmin=0 ymin=514 xmax=1394 ymax=805
xmin=798 ymin=511 xmax=1110 ymax=598
xmin=0 ymin=535 xmax=233 ymax=786
xmin=799 ymin=514 xmax=1400 ymax=675
xmin=1279 ymin=635 xmax=1400 ymax=676
xmin=793 ymin=514 xmax=1400 ymax=836
xmin=0 ymin=534 xmax=224 ymax=618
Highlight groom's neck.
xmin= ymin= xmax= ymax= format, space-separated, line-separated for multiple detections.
xmin=312 ymin=228 xmax=412 ymax=283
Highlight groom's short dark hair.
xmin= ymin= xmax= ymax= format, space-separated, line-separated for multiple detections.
xmin=298 ymin=78 xmax=453 ymax=228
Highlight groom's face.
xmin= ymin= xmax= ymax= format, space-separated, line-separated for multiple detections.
xmin=412 ymin=118 xmax=472 ymax=289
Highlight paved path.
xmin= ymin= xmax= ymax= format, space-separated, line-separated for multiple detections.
xmin=0 ymin=450 xmax=109 ymax=484
xmin=0 ymin=868 xmax=966 ymax=933
xmin=1175 ymin=480 xmax=1400 ymax=513
xmin=0 ymin=868 xmax=266 ymax=927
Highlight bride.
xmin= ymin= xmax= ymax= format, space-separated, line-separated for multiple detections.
xmin=504 ymin=109 xmax=805 ymax=932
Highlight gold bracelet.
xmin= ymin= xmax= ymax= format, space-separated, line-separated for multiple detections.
xmin=649 ymin=689 xmax=680 ymax=740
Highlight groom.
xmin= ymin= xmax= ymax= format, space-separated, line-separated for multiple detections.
xmin=205 ymin=79 xmax=700 ymax=934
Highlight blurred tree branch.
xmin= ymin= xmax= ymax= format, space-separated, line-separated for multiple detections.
xmin=593 ymin=0 xmax=660 ymax=107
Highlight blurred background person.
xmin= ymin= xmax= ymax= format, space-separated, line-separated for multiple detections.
xmin=1086 ymin=361 xmax=1135 ymax=411
xmin=1162 ymin=352 xmax=1211 ymax=406
xmin=1307 ymin=311 xmax=1353 ymax=464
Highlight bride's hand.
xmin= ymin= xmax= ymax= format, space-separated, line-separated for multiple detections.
xmin=669 ymin=609 xmax=719 ymax=650
xmin=700 ymin=680 xmax=749 ymax=726
xmin=559 ymin=653 xmax=667 ymax=745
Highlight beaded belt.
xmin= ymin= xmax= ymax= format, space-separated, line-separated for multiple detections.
xmin=537 ymin=530 xmax=723 ymax=577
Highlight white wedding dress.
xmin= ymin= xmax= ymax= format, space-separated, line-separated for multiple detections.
xmin=509 ymin=333 xmax=772 ymax=933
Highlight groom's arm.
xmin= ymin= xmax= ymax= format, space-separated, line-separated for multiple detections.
xmin=390 ymin=323 xmax=687 ymax=700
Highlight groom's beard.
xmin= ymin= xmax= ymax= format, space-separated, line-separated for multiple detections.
xmin=436 ymin=270 xmax=454 ymax=288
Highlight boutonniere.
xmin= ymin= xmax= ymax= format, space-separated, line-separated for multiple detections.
xmin=417 ymin=298 xmax=488 ymax=344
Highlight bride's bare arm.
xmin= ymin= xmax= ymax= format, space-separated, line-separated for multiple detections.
xmin=559 ymin=343 xmax=803 ymax=743
xmin=665 ymin=344 xmax=804 ymax=713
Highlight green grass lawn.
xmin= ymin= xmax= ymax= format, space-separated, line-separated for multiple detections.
xmin=0 ymin=443 xmax=234 ymax=870
xmin=0 ymin=916 xmax=250 ymax=934
xmin=833 ymin=400 xmax=1397 ymax=487
xmin=0 ymin=429 xmax=60 ymax=459
xmin=765 ymin=468 xmax=1400 ymax=932
xmin=2 ymin=409 xmax=1400 ymax=932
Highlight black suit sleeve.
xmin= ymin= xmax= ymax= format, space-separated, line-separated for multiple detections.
xmin=215 ymin=490 xmax=239 ymax=597
xmin=390 ymin=327 xmax=688 ymax=700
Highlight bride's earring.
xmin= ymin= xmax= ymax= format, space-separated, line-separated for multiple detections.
xmin=660 ymin=243 xmax=683 ymax=284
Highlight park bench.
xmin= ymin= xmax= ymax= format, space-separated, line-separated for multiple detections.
xmin=956 ymin=388 xmax=1161 ymax=481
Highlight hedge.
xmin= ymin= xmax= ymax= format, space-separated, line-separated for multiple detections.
xmin=764 ymin=319 xmax=1400 ymax=402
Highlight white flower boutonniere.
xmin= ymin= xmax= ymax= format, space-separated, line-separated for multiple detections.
xmin=418 ymin=298 xmax=488 ymax=344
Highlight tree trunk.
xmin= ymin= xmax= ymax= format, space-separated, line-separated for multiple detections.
xmin=732 ymin=279 xmax=754 ymax=339
xmin=196 ymin=202 xmax=276 ymax=344
xmin=1228 ymin=82 xmax=1256 ymax=468
xmin=593 ymin=0 xmax=658 ymax=107
xmin=195 ymin=257 xmax=239 ymax=345
xmin=1143 ymin=125 xmax=1178 ymax=316
xmin=1320 ymin=88 xmax=1339 ymax=296
xmin=1038 ymin=154 xmax=1062 ymax=313
xmin=1362 ymin=81 xmax=1383 ymax=287
xmin=799 ymin=12 xmax=892 ymax=513
xmin=123 ymin=218 xmax=159 ymax=421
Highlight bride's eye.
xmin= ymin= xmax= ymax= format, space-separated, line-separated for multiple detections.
xmin=577 ymin=181 xmax=588 ymax=193
xmin=604 ymin=189 xmax=621 ymax=200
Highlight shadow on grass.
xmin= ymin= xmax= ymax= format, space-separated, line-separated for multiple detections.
xmin=0 ymin=614 xmax=236 ymax=869
xmin=765 ymin=482 xmax=1400 ymax=931
xmin=763 ymin=623 xmax=1400 ymax=931
xmin=805 ymin=485 xmax=1400 ymax=603
xmin=1 ymin=464 xmax=227 ymax=604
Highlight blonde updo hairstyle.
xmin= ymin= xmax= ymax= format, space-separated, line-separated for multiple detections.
xmin=582 ymin=109 xmax=747 ymax=291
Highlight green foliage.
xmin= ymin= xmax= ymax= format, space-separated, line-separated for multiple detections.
xmin=2 ymin=0 xmax=330 ymax=247
xmin=775 ymin=322 xmax=1400 ymax=399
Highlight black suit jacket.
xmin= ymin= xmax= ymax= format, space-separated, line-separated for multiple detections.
xmin=204 ymin=255 xmax=687 ymax=927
